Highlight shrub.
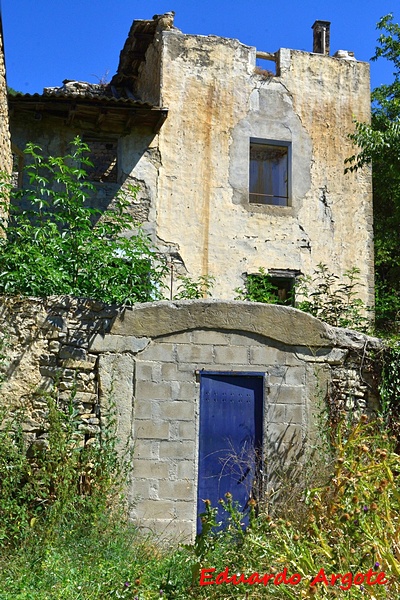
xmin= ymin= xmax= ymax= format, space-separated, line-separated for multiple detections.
xmin=0 ymin=137 xmax=167 ymax=304
xmin=179 ymin=417 xmax=400 ymax=599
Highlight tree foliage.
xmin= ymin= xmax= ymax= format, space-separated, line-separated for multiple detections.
xmin=345 ymin=14 xmax=400 ymax=332
xmin=0 ymin=138 xmax=167 ymax=304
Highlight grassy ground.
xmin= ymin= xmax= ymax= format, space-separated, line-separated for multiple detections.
xmin=1 ymin=403 xmax=399 ymax=600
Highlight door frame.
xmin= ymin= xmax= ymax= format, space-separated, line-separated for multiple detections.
xmin=196 ymin=370 xmax=266 ymax=529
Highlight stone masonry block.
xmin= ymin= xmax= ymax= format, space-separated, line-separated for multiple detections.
xmin=133 ymin=439 xmax=159 ymax=460
xmin=213 ymin=345 xmax=249 ymax=365
xmin=140 ymin=342 xmax=176 ymax=362
xmin=157 ymin=331 xmax=193 ymax=343
xmin=173 ymin=381 xmax=198 ymax=400
xmin=249 ymin=346 xmax=282 ymax=365
xmin=89 ymin=334 xmax=150 ymax=354
xmin=286 ymin=405 xmax=303 ymax=425
xmin=159 ymin=440 xmax=195 ymax=459
xmin=130 ymin=478 xmax=151 ymax=500
xmin=229 ymin=332 xmax=262 ymax=346
xmin=98 ymin=353 xmax=134 ymax=453
xmin=132 ymin=499 xmax=175 ymax=519
xmin=177 ymin=460 xmax=196 ymax=479
xmin=135 ymin=420 xmax=169 ymax=440
xmin=132 ymin=460 xmax=169 ymax=479
xmin=175 ymin=500 xmax=198 ymax=521
xmin=134 ymin=399 xmax=156 ymax=420
xmin=178 ymin=421 xmax=196 ymax=440
xmin=191 ymin=330 xmax=231 ymax=345
xmin=161 ymin=363 xmax=194 ymax=382
xmin=158 ymin=479 xmax=194 ymax=501
xmin=132 ymin=518 xmax=193 ymax=541
xmin=284 ymin=367 xmax=306 ymax=386
xmin=158 ymin=401 xmax=195 ymax=420
xmin=176 ymin=344 xmax=213 ymax=363
xmin=266 ymin=403 xmax=286 ymax=423
xmin=59 ymin=346 xmax=87 ymax=360
xmin=267 ymin=423 xmax=303 ymax=446
xmin=137 ymin=381 xmax=172 ymax=401
xmin=269 ymin=385 xmax=303 ymax=405
xmin=135 ymin=362 xmax=154 ymax=382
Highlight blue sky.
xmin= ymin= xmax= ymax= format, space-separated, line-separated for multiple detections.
xmin=2 ymin=0 xmax=398 ymax=95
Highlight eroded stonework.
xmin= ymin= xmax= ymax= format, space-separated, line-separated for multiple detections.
xmin=0 ymin=298 xmax=381 ymax=540
xmin=9 ymin=15 xmax=374 ymax=305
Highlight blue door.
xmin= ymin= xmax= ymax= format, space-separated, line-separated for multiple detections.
xmin=197 ymin=372 xmax=264 ymax=530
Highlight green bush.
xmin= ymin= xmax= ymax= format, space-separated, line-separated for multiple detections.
xmin=235 ymin=267 xmax=293 ymax=305
xmin=0 ymin=395 xmax=125 ymax=547
xmin=295 ymin=264 xmax=370 ymax=331
xmin=0 ymin=138 xmax=167 ymax=304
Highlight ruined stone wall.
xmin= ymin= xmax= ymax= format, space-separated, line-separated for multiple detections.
xmin=0 ymin=298 xmax=381 ymax=540
xmin=0 ymin=20 xmax=11 ymax=176
xmin=10 ymin=118 xmax=160 ymax=235
xmin=154 ymin=32 xmax=373 ymax=305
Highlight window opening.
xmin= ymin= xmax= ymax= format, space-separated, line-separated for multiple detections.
xmin=249 ymin=141 xmax=290 ymax=206
xmin=83 ymin=137 xmax=118 ymax=183
xmin=245 ymin=269 xmax=300 ymax=306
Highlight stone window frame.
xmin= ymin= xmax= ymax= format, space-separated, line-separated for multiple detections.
xmin=249 ymin=138 xmax=292 ymax=207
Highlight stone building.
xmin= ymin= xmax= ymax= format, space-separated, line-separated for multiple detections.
xmin=0 ymin=297 xmax=381 ymax=540
xmin=9 ymin=14 xmax=374 ymax=305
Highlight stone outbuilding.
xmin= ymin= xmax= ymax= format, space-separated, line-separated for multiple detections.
xmin=9 ymin=14 xmax=374 ymax=306
xmin=0 ymin=298 xmax=381 ymax=540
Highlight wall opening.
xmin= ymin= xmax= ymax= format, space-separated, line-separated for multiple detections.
xmin=197 ymin=372 xmax=264 ymax=531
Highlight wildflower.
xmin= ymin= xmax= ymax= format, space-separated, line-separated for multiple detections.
xmin=374 ymin=562 xmax=380 ymax=569
xmin=360 ymin=585 xmax=364 ymax=591
xmin=135 ymin=578 xmax=141 ymax=585
xmin=225 ymin=492 xmax=232 ymax=499
xmin=204 ymin=499 xmax=211 ymax=506
xmin=370 ymin=502 xmax=378 ymax=511
xmin=360 ymin=414 xmax=368 ymax=423
xmin=363 ymin=505 xmax=368 ymax=512
xmin=159 ymin=590 xmax=164 ymax=597
xmin=124 ymin=582 xmax=130 ymax=587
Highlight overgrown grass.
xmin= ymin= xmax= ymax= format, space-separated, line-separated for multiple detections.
xmin=1 ymin=398 xmax=399 ymax=599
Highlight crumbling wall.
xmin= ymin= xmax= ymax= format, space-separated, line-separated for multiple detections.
xmin=0 ymin=298 xmax=381 ymax=539
xmin=154 ymin=31 xmax=373 ymax=306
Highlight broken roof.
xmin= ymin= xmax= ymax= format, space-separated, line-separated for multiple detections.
xmin=8 ymin=14 xmax=174 ymax=134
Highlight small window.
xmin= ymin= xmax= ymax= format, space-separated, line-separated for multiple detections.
xmin=83 ymin=137 xmax=118 ymax=183
xmin=243 ymin=268 xmax=300 ymax=306
xmin=249 ymin=141 xmax=290 ymax=206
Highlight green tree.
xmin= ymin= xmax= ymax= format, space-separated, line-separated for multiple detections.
xmin=345 ymin=13 xmax=400 ymax=332
xmin=0 ymin=137 xmax=167 ymax=304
